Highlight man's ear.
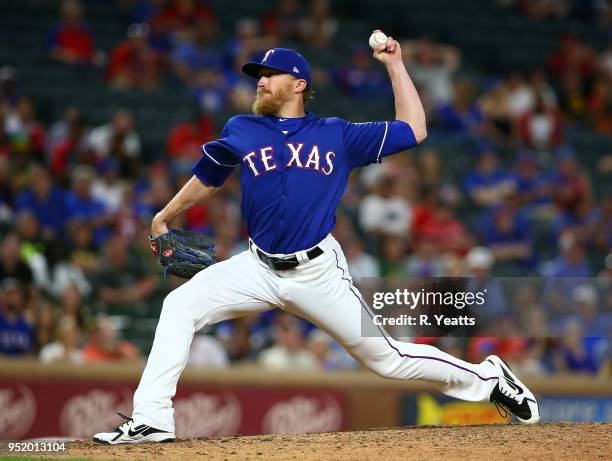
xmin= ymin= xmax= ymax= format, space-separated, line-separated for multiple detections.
xmin=294 ymin=79 xmax=307 ymax=94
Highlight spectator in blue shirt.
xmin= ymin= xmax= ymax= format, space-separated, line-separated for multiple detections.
xmin=334 ymin=45 xmax=391 ymax=98
xmin=64 ymin=165 xmax=109 ymax=244
xmin=436 ymin=80 xmax=484 ymax=139
xmin=65 ymin=165 xmax=106 ymax=219
xmin=0 ymin=278 xmax=34 ymax=357
xmin=540 ymin=233 xmax=592 ymax=278
xmin=512 ymin=150 xmax=555 ymax=216
xmin=555 ymin=320 xmax=601 ymax=374
xmin=587 ymin=195 xmax=612 ymax=253
xmin=482 ymin=205 xmax=537 ymax=269
xmin=192 ymin=66 xmax=231 ymax=115
xmin=464 ymin=149 xmax=517 ymax=208
xmin=15 ymin=164 xmax=68 ymax=238
xmin=172 ymin=25 xmax=219 ymax=86
xmin=569 ymin=284 xmax=612 ymax=338
xmin=222 ymin=18 xmax=272 ymax=87
xmin=129 ymin=1 xmax=174 ymax=54
xmin=550 ymin=197 xmax=595 ymax=240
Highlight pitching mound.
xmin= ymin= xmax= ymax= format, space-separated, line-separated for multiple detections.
xmin=50 ymin=423 xmax=609 ymax=461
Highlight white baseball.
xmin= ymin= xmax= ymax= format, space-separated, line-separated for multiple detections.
xmin=369 ymin=30 xmax=388 ymax=50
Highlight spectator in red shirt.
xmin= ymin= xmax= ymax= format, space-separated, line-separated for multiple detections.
xmin=47 ymin=0 xmax=95 ymax=65
xmin=166 ymin=113 xmax=215 ymax=171
xmin=412 ymin=188 xmax=474 ymax=255
xmin=49 ymin=110 xmax=89 ymax=176
xmin=547 ymin=34 xmax=596 ymax=83
xmin=107 ymin=23 xmax=162 ymax=90
xmin=261 ymin=0 xmax=303 ymax=41
xmin=587 ymin=77 xmax=612 ymax=134
xmin=151 ymin=0 xmax=217 ymax=45
xmin=82 ymin=315 xmax=140 ymax=363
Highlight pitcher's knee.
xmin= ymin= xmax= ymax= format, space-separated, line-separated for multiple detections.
xmin=363 ymin=357 xmax=391 ymax=378
xmin=364 ymin=354 xmax=412 ymax=379
xmin=350 ymin=343 xmax=403 ymax=379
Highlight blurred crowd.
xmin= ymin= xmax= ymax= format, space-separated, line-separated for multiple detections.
xmin=0 ymin=0 xmax=611 ymax=377
xmin=503 ymin=0 xmax=612 ymax=24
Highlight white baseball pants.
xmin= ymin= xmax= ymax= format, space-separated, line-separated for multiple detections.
xmin=133 ymin=234 xmax=499 ymax=432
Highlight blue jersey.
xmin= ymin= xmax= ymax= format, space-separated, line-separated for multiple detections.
xmin=0 ymin=312 xmax=34 ymax=356
xmin=193 ymin=112 xmax=417 ymax=254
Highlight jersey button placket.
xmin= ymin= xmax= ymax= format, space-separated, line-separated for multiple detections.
xmin=278 ymin=141 xmax=288 ymax=231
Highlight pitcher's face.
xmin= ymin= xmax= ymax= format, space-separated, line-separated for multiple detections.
xmin=252 ymin=70 xmax=300 ymax=116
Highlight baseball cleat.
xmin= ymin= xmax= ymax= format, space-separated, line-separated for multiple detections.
xmin=486 ymin=355 xmax=540 ymax=424
xmin=92 ymin=413 xmax=176 ymax=445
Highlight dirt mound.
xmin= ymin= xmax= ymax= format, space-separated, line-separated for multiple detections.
xmin=49 ymin=423 xmax=610 ymax=461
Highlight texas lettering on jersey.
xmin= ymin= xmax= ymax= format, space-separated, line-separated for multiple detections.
xmin=243 ymin=143 xmax=336 ymax=177
xmin=192 ymin=113 xmax=417 ymax=253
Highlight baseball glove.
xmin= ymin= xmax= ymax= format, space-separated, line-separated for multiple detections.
xmin=148 ymin=229 xmax=216 ymax=279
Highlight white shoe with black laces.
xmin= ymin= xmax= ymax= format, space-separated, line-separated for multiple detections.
xmin=486 ymin=355 xmax=540 ymax=424
xmin=93 ymin=413 xmax=176 ymax=444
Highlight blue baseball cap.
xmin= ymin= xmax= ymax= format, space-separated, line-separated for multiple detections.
xmin=242 ymin=48 xmax=312 ymax=87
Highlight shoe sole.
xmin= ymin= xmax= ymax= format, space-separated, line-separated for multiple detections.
xmin=93 ymin=434 xmax=176 ymax=445
xmin=487 ymin=355 xmax=541 ymax=424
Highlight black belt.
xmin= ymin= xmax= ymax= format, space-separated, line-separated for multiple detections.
xmin=250 ymin=241 xmax=324 ymax=271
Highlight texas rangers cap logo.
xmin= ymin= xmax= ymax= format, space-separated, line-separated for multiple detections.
xmin=262 ymin=49 xmax=276 ymax=63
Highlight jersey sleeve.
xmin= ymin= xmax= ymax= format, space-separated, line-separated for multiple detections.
xmin=343 ymin=120 xmax=418 ymax=168
xmin=192 ymin=122 xmax=239 ymax=187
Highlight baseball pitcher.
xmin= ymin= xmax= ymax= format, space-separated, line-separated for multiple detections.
xmin=94 ymin=32 xmax=539 ymax=444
